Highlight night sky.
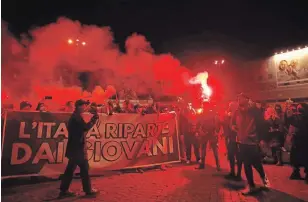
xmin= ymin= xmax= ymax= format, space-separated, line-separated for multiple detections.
xmin=2 ymin=0 xmax=308 ymax=58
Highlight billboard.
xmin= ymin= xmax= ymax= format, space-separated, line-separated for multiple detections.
xmin=273 ymin=47 xmax=308 ymax=87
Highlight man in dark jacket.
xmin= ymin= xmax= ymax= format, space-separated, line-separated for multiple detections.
xmin=196 ymin=108 xmax=220 ymax=170
xmin=181 ymin=104 xmax=200 ymax=164
xmin=232 ymin=93 xmax=270 ymax=195
xmin=59 ymin=99 xmax=99 ymax=198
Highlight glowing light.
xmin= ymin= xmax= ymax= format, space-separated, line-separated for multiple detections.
xmin=68 ymin=39 xmax=73 ymax=44
xmin=82 ymin=42 xmax=86 ymax=46
xmin=298 ymin=47 xmax=301 ymax=50
xmin=189 ymin=71 xmax=212 ymax=100
xmin=197 ymin=108 xmax=203 ymax=114
xmin=221 ymin=60 xmax=225 ymax=64
xmin=274 ymin=47 xmax=308 ymax=61
xmin=76 ymin=39 xmax=79 ymax=42
xmin=214 ymin=60 xmax=218 ymax=65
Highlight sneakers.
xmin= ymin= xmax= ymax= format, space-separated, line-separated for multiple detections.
xmin=58 ymin=190 xmax=76 ymax=199
xmin=262 ymin=177 xmax=270 ymax=189
xmin=242 ymin=186 xmax=259 ymax=195
xmin=85 ymin=188 xmax=100 ymax=197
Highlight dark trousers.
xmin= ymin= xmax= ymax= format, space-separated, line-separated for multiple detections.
xmin=184 ymin=134 xmax=200 ymax=161
xmin=60 ymin=158 xmax=91 ymax=193
xmin=200 ymin=137 xmax=220 ymax=168
xmin=290 ymin=144 xmax=308 ymax=175
xmin=271 ymin=147 xmax=283 ymax=163
xmin=239 ymin=144 xmax=266 ymax=187
xmin=270 ymin=131 xmax=285 ymax=163
xmin=227 ymin=140 xmax=242 ymax=176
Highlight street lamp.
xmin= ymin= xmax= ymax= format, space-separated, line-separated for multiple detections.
xmin=67 ymin=38 xmax=86 ymax=46
xmin=214 ymin=59 xmax=225 ymax=70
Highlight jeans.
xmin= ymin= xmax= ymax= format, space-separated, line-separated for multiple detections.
xmin=239 ymin=144 xmax=266 ymax=187
xmin=60 ymin=158 xmax=92 ymax=193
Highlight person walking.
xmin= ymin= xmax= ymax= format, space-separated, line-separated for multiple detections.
xmin=59 ymin=99 xmax=99 ymax=198
xmin=232 ymin=93 xmax=270 ymax=195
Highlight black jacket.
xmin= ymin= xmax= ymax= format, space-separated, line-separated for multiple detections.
xmin=65 ymin=111 xmax=99 ymax=160
xmin=198 ymin=111 xmax=217 ymax=136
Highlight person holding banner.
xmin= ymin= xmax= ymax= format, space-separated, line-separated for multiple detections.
xmin=59 ymin=99 xmax=99 ymax=198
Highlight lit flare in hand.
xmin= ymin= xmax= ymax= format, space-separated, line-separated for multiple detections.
xmin=189 ymin=71 xmax=212 ymax=100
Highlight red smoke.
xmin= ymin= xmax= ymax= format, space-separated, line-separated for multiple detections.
xmin=2 ymin=17 xmax=198 ymax=109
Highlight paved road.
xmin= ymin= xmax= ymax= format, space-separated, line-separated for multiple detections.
xmin=2 ymin=151 xmax=308 ymax=202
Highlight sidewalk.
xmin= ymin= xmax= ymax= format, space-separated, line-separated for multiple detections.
xmin=2 ymin=152 xmax=308 ymax=202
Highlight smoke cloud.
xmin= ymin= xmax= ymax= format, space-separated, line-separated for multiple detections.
xmin=2 ymin=17 xmax=199 ymax=109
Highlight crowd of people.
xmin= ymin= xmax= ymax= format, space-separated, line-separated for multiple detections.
xmin=9 ymin=97 xmax=176 ymax=115
xmin=1 ymin=93 xmax=307 ymax=197
xmin=178 ymin=94 xmax=308 ymax=195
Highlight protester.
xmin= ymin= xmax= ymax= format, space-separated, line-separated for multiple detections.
xmin=196 ymin=107 xmax=221 ymax=170
xmin=223 ymin=103 xmax=242 ymax=180
xmin=289 ymin=103 xmax=308 ymax=183
xmin=65 ymin=101 xmax=75 ymax=112
xmin=36 ymin=102 xmax=48 ymax=112
xmin=107 ymin=100 xmax=115 ymax=115
xmin=134 ymin=104 xmax=146 ymax=115
xmin=232 ymin=93 xmax=270 ymax=195
xmin=122 ymin=100 xmax=135 ymax=113
xmin=265 ymin=104 xmax=285 ymax=166
xmin=178 ymin=107 xmax=187 ymax=161
xmin=20 ymin=101 xmax=32 ymax=111
xmin=145 ymin=103 xmax=158 ymax=114
xmin=181 ymin=104 xmax=200 ymax=164
xmin=59 ymin=99 xmax=99 ymax=198
xmin=113 ymin=101 xmax=123 ymax=113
